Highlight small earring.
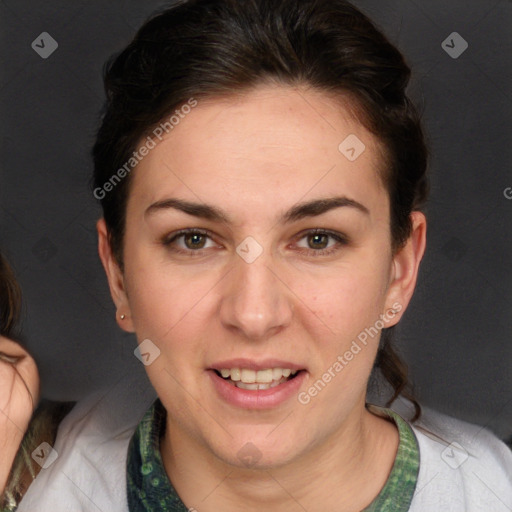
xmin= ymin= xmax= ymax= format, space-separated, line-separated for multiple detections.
xmin=120 ymin=314 xmax=126 ymax=320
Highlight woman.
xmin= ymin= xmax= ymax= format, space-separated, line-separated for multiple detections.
xmin=0 ymin=252 xmax=39 ymax=507
xmin=16 ymin=0 xmax=512 ymax=511
xmin=0 ymin=253 xmax=73 ymax=511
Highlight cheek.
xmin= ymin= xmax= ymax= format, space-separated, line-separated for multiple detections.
xmin=127 ymin=270 xmax=202 ymax=337
xmin=296 ymin=260 xmax=390 ymax=341
xmin=295 ymin=268 xmax=388 ymax=416
xmin=124 ymin=255 xmax=219 ymax=364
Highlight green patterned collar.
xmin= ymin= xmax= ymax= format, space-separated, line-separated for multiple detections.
xmin=362 ymin=405 xmax=420 ymax=511
xmin=126 ymin=400 xmax=419 ymax=511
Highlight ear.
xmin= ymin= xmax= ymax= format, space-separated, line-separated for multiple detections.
xmin=97 ymin=218 xmax=135 ymax=333
xmin=383 ymin=211 xmax=427 ymax=327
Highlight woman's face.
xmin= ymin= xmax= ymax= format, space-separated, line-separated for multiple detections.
xmin=99 ymin=84 xmax=425 ymax=469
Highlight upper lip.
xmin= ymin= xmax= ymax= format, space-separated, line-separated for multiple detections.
xmin=209 ymin=358 xmax=305 ymax=371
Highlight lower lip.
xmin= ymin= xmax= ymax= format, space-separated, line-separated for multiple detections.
xmin=208 ymin=370 xmax=307 ymax=409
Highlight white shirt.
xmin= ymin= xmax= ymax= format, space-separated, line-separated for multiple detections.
xmin=17 ymin=372 xmax=512 ymax=512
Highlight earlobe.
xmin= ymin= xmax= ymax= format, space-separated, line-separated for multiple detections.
xmin=96 ymin=219 xmax=135 ymax=333
xmin=384 ymin=211 xmax=427 ymax=327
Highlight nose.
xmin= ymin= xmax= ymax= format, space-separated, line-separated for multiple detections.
xmin=219 ymin=250 xmax=294 ymax=341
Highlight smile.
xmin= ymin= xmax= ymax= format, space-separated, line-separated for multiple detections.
xmin=215 ymin=367 xmax=299 ymax=390
xmin=208 ymin=361 xmax=307 ymax=409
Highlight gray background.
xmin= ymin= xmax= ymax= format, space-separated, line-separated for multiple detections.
xmin=0 ymin=1 xmax=511 ymax=441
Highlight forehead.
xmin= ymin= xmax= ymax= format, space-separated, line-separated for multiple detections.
xmin=128 ymin=85 xmax=389 ymax=224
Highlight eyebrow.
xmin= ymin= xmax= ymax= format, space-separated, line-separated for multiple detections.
xmin=145 ymin=196 xmax=370 ymax=224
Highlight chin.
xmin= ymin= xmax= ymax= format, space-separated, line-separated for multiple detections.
xmin=209 ymin=431 xmax=304 ymax=471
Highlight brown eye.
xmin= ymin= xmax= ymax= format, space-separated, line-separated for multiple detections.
xmin=307 ymin=233 xmax=329 ymax=250
xmin=162 ymin=228 xmax=217 ymax=256
xmin=295 ymin=229 xmax=348 ymax=257
xmin=183 ymin=232 xmax=207 ymax=249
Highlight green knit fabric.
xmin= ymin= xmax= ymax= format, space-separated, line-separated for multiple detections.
xmin=127 ymin=400 xmax=419 ymax=511
xmin=362 ymin=406 xmax=420 ymax=511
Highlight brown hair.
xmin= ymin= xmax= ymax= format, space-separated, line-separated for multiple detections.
xmin=0 ymin=253 xmax=75 ymax=510
xmin=92 ymin=0 xmax=428 ymax=420
xmin=0 ymin=251 xmax=22 ymax=339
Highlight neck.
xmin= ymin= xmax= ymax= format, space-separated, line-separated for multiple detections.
xmin=160 ymin=402 xmax=399 ymax=512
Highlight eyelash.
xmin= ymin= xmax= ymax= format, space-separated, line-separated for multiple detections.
xmin=161 ymin=228 xmax=348 ymax=258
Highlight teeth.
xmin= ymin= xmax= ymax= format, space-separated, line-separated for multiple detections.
xmin=236 ymin=378 xmax=287 ymax=390
xmin=256 ymin=369 xmax=273 ymax=383
xmin=217 ymin=367 xmax=299 ymax=384
xmin=236 ymin=381 xmax=259 ymax=390
xmin=272 ymin=368 xmax=283 ymax=380
xmin=240 ymin=369 xmax=256 ymax=383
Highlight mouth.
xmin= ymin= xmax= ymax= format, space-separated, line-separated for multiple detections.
xmin=213 ymin=367 xmax=302 ymax=390
xmin=207 ymin=361 xmax=307 ymax=409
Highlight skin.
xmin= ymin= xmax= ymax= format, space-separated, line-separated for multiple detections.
xmin=0 ymin=336 xmax=40 ymax=493
xmin=98 ymin=84 xmax=426 ymax=511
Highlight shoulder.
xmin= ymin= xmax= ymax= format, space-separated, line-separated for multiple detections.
xmin=16 ymin=370 xmax=156 ymax=512
xmin=2 ymin=400 xmax=75 ymax=510
xmin=395 ymin=402 xmax=512 ymax=511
